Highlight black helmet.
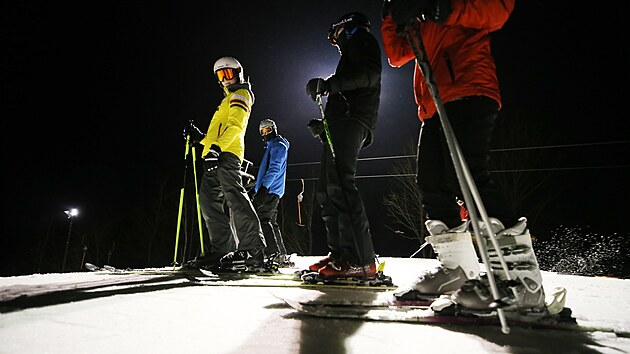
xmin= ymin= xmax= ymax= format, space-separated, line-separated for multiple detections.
xmin=328 ymin=12 xmax=371 ymax=45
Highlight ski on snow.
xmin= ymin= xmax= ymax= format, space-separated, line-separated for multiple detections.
xmin=275 ymin=286 xmax=627 ymax=334
xmin=0 ymin=272 xmax=191 ymax=309
xmin=83 ymin=262 xmax=397 ymax=291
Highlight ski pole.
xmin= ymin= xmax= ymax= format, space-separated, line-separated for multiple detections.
xmin=409 ymin=241 xmax=428 ymax=258
xmin=297 ymin=179 xmax=304 ymax=226
xmin=172 ymin=135 xmax=190 ymax=268
xmin=190 ymin=144 xmax=205 ymax=254
xmin=316 ymin=94 xmax=336 ymax=161
xmin=405 ymin=23 xmax=514 ymax=334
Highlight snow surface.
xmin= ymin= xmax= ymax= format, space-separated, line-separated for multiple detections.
xmin=1 ymin=257 xmax=629 ymax=354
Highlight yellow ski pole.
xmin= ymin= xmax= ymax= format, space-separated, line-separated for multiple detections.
xmin=190 ymin=145 xmax=205 ymax=254
xmin=172 ymin=136 xmax=190 ymax=269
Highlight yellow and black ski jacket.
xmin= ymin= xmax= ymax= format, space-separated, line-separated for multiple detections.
xmin=201 ymin=83 xmax=254 ymax=162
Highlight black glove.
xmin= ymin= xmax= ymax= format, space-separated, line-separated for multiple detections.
xmin=389 ymin=0 xmax=430 ymax=25
xmin=307 ymin=119 xmax=325 ymax=140
xmin=257 ymin=186 xmax=270 ymax=199
xmin=306 ymin=78 xmax=330 ymax=101
xmin=382 ymin=0 xmax=393 ymax=20
xmin=183 ymin=120 xmax=205 ymax=145
xmin=389 ymin=0 xmax=451 ymax=25
xmin=203 ymin=145 xmax=221 ymax=172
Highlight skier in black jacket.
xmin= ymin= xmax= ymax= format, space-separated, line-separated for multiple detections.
xmin=305 ymin=12 xmax=381 ymax=280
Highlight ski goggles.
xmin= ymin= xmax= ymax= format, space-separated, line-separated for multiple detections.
xmin=260 ymin=127 xmax=272 ymax=136
xmin=216 ymin=68 xmax=236 ymax=82
xmin=327 ymin=25 xmax=345 ymax=45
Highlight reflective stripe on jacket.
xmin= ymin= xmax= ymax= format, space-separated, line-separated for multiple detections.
xmin=201 ymin=86 xmax=253 ymax=161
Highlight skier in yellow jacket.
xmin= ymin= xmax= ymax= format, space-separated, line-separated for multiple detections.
xmin=185 ymin=56 xmax=266 ymax=272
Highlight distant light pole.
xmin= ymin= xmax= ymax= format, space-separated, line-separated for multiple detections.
xmin=61 ymin=208 xmax=79 ymax=272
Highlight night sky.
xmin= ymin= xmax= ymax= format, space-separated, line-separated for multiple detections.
xmin=2 ymin=1 xmax=628 ymax=275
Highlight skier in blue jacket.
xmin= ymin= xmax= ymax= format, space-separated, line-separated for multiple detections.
xmin=253 ymin=119 xmax=291 ymax=266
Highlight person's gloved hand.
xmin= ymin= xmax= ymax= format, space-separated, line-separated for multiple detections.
xmin=307 ymin=119 xmax=325 ymax=140
xmin=203 ymin=145 xmax=221 ymax=172
xmin=252 ymin=186 xmax=269 ymax=203
xmin=258 ymin=186 xmax=269 ymax=198
xmin=389 ymin=0 xmax=451 ymax=25
xmin=389 ymin=0 xmax=430 ymax=25
xmin=183 ymin=120 xmax=205 ymax=145
xmin=382 ymin=0 xmax=393 ymax=20
xmin=306 ymin=78 xmax=330 ymax=101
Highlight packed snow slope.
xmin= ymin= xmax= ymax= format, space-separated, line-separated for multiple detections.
xmin=1 ymin=257 xmax=629 ymax=354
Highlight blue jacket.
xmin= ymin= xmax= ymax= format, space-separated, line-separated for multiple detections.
xmin=254 ymin=135 xmax=289 ymax=197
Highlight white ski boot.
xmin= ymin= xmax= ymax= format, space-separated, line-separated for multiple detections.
xmin=395 ymin=220 xmax=480 ymax=300
xmin=452 ymin=217 xmax=546 ymax=312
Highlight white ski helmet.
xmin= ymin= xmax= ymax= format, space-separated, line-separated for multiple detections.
xmin=259 ymin=118 xmax=277 ymax=136
xmin=213 ymin=56 xmax=244 ymax=83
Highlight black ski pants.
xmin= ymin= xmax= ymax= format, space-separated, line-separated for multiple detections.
xmin=416 ymin=96 xmax=517 ymax=229
xmin=253 ymin=192 xmax=287 ymax=257
xmin=199 ymin=152 xmax=266 ymax=254
xmin=316 ymin=119 xmax=375 ymax=266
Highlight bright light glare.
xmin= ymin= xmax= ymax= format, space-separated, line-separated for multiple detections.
xmin=64 ymin=208 xmax=79 ymax=218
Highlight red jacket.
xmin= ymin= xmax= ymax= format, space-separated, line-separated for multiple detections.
xmin=381 ymin=0 xmax=515 ymax=121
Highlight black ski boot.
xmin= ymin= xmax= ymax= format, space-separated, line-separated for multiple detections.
xmin=266 ymin=253 xmax=295 ymax=268
xmin=184 ymin=251 xmax=226 ymax=271
xmin=273 ymin=253 xmax=295 ymax=268
xmin=219 ymin=248 xmax=265 ymax=273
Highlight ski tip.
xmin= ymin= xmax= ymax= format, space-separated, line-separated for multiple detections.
xmin=198 ymin=268 xmax=217 ymax=277
xmin=274 ymin=295 xmax=304 ymax=312
xmin=84 ymin=263 xmax=99 ymax=271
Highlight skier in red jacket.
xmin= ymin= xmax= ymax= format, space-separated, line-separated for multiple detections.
xmin=382 ymin=0 xmax=548 ymax=312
